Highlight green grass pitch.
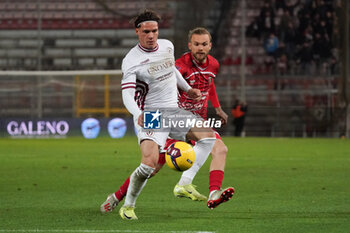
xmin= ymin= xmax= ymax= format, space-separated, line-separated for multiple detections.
xmin=0 ymin=137 xmax=349 ymax=233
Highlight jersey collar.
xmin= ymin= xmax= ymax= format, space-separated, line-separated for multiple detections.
xmin=191 ymin=53 xmax=209 ymax=71
xmin=138 ymin=43 xmax=159 ymax=53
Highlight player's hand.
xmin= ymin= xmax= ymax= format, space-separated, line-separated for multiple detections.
xmin=187 ymin=88 xmax=201 ymax=102
xmin=137 ymin=113 xmax=143 ymax=127
xmin=215 ymin=107 xmax=228 ymax=125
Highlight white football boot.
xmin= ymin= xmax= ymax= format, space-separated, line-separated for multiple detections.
xmin=100 ymin=193 xmax=119 ymax=213
xmin=207 ymin=187 xmax=235 ymax=209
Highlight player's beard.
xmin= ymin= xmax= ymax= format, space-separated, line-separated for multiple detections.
xmin=194 ymin=52 xmax=208 ymax=64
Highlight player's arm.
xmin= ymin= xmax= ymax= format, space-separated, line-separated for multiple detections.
xmin=173 ymin=67 xmax=201 ymax=101
xmin=209 ymin=81 xmax=228 ymax=125
xmin=121 ymin=72 xmax=143 ymax=126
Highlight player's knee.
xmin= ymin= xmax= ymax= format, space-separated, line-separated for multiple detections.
xmin=140 ymin=140 xmax=159 ymax=167
xmin=142 ymin=152 xmax=158 ymax=166
xmin=218 ymin=144 xmax=228 ymax=157
xmin=212 ymin=143 xmax=228 ymax=158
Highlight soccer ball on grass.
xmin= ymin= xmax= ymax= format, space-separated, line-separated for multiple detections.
xmin=165 ymin=141 xmax=195 ymax=171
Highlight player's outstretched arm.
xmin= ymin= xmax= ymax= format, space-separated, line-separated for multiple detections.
xmin=215 ymin=107 xmax=228 ymax=125
xmin=173 ymin=66 xmax=191 ymax=92
xmin=209 ymin=82 xmax=228 ymax=124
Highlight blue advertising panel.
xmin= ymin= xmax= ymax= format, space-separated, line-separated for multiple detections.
xmin=81 ymin=118 xmax=101 ymax=139
xmin=107 ymin=118 xmax=127 ymax=138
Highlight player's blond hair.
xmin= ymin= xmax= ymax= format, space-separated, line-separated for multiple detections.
xmin=188 ymin=27 xmax=212 ymax=42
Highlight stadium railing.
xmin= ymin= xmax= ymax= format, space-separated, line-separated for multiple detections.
xmin=0 ymin=70 xmax=128 ymax=118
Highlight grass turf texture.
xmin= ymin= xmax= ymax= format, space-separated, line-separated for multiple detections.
xmin=0 ymin=137 xmax=349 ymax=233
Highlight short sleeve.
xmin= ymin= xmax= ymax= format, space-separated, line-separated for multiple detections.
xmin=121 ymin=58 xmax=136 ymax=90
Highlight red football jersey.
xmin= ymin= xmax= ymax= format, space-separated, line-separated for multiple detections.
xmin=175 ymin=52 xmax=220 ymax=119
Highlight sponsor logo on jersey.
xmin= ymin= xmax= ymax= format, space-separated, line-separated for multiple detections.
xmin=147 ymin=59 xmax=174 ymax=75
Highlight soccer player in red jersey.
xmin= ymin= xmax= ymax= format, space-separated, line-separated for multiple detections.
xmin=101 ymin=27 xmax=234 ymax=212
xmin=172 ymin=27 xmax=234 ymax=209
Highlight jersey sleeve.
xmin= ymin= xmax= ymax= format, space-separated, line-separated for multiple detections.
xmin=121 ymin=60 xmax=137 ymax=93
xmin=173 ymin=66 xmax=191 ymax=92
xmin=121 ymin=56 xmax=139 ymax=90
xmin=175 ymin=57 xmax=186 ymax=77
xmin=121 ymin=59 xmax=142 ymax=117
xmin=208 ymin=81 xmax=220 ymax=108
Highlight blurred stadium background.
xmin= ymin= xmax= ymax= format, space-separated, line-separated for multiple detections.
xmin=0 ymin=0 xmax=349 ymax=138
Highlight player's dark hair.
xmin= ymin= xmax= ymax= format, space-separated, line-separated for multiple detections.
xmin=133 ymin=9 xmax=161 ymax=28
xmin=188 ymin=27 xmax=212 ymax=42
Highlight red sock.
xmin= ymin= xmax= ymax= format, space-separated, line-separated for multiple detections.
xmin=114 ymin=153 xmax=165 ymax=201
xmin=158 ymin=152 xmax=165 ymax=165
xmin=114 ymin=177 xmax=130 ymax=201
xmin=209 ymin=170 xmax=224 ymax=193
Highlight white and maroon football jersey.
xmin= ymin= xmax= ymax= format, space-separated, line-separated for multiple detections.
xmin=121 ymin=39 xmax=178 ymax=110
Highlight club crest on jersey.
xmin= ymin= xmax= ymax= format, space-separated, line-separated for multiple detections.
xmin=145 ymin=130 xmax=155 ymax=136
xmin=143 ymin=110 xmax=162 ymax=129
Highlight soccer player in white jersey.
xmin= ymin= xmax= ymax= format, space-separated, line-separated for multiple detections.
xmin=101 ymin=27 xmax=235 ymax=214
xmin=109 ymin=10 xmax=217 ymax=220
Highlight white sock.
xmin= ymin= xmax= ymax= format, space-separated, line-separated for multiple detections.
xmin=209 ymin=190 xmax=216 ymax=198
xmin=124 ymin=163 xmax=154 ymax=207
xmin=178 ymin=137 xmax=216 ymax=186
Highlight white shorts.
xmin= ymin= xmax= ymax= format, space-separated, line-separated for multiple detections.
xmin=134 ymin=108 xmax=200 ymax=150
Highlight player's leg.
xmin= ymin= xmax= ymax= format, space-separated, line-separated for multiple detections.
xmin=174 ymin=131 xmax=223 ymax=201
xmin=100 ymin=178 xmax=129 ymax=213
xmin=209 ymin=135 xmax=227 ymax=172
xmin=174 ymin=127 xmax=216 ymax=199
xmin=100 ymin=153 xmax=165 ymax=213
xmin=186 ymin=127 xmax=216 ymax=176
xmin=173 ymin=138 xmax=205 ymax=201
xmin=168 ymin=109 xmax=216 ymax=201
xmin=208 ymin=134 xmax=227 ymax=194
xmin=235 ymin=117 xmax=244 ymax=136
xmin=101 ymin=127 xmax=170 ymax=214
xmin=119 ymin=139 xmax=158 ymax=220
xmin=207 ymin=137 xmax=235 ymax=209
